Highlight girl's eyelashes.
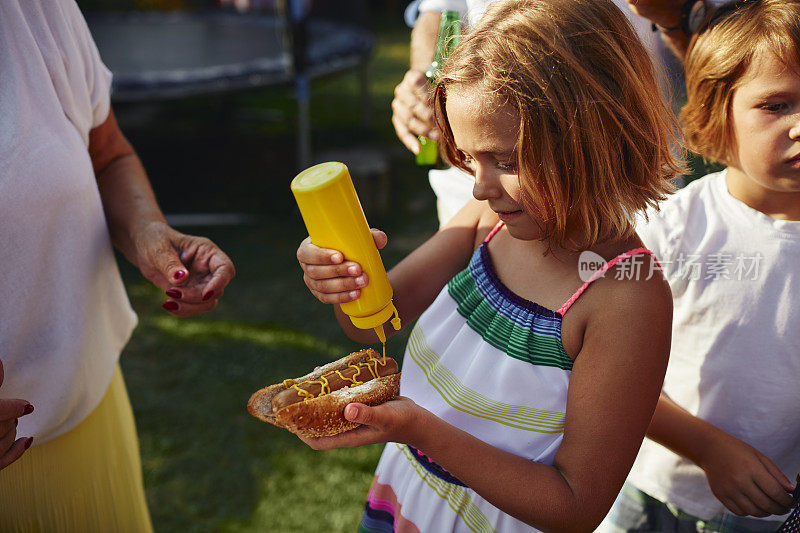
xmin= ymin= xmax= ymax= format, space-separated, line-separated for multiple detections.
xmin=758 ymin=101 xmax=789 ymax=113
xmin=456 ymin=151 xmax=516 ymax=173
xmin=458 ymin=152 xmax=476 ymax=173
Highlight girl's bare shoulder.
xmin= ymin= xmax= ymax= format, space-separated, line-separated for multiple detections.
xmin=580 ymin=237 xmax=673 ymax=347
xmin=561 ymin=236 xmax=673 ymax=357
xmin=442 ymin=199 xmax=499 ymax=251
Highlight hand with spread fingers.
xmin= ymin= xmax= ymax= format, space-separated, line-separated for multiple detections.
xmin=0 ymin=361 xmax=34 ymax=471
xmin=131 ymin=222 xmax=235 ymax=316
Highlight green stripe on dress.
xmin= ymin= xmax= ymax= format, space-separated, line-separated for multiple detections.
xmin=448 ymin=269 xmax=574 ymax=371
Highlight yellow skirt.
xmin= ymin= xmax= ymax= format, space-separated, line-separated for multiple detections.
xmin=0 ymin=365 xmax=153 ymax=533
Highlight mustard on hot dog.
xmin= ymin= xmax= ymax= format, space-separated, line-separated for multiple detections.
xmin=247 ymin=349 xmax=401 ymax=437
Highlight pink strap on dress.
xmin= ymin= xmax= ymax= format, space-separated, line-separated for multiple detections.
xmin=484 ymin=220 xmax=505 ymax=243
xmin=557 ymin=248 xmax=656 ymax=316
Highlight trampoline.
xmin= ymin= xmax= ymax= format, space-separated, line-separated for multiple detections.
xmin=87 ymin=10 xmax=374 ymax=166
xmin=86 ymin=10 xmax=373 ymax=100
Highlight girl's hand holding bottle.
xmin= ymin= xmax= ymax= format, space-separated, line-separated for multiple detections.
xmin=297 ymin=229 xmax=387 ymax=305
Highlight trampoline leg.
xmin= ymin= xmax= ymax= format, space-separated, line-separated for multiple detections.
xmin=295 ymin=75 xmax=312 ymax=169
xmin=297 ymin=97 xmax=311 ymax=169
xmin=359 ymin=62 xmax=370 ymax=128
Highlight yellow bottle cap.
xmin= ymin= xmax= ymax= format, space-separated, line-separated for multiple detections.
xmin=291 ymin=161 xmax=347 ymax=191
xmin=349 ymin=300 xmax=401 ymax=339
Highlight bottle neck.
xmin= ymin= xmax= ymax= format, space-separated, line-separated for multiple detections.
xmin=430 ymin=11 xmax=460 ymax=76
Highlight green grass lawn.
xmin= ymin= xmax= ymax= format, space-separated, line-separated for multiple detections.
xmin=113 ymin=8 xmax=441 ymax=531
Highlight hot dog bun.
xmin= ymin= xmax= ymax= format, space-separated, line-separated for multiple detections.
xmin=247 ymin=348 xmax=401 ymax=438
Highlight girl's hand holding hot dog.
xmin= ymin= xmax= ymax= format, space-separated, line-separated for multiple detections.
xmin=297 ymin=396 xmax=425 ymax=450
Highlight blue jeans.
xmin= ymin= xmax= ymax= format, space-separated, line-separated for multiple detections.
xmin=605 ymin=483 xmax=784 ymax=533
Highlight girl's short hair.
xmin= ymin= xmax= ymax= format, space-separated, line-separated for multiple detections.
xmin=682 ymin=0 xmax=800 ymax=165
xmin=434 ymin=0 xmax=682 ymax=251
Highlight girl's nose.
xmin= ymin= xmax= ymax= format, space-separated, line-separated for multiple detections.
xmin=472 ymin=165 xmax=500 ymax=201
xmin=790 ymin=113 xmax=800 ymax=140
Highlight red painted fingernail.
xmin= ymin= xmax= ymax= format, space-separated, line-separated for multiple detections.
xmin=173 ymin=270 xmax=187 ymax=281
xmin=165 ymin=289 xmax=182 ymax=299
xmin=23 ymin=437 xmax=33 ymax=450
xmin=202 ymin=290 xmax=214 ymax=301
xmin=22 ymin=404 xmax=34 ymax=416
xmin=162 ymin=301 xmax=179 ymax=311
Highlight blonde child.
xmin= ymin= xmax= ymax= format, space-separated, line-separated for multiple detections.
xmin=603 ymin=0 xmax=800 ymax=531
xmin=296 ymin=0 xmax=682 ymax=530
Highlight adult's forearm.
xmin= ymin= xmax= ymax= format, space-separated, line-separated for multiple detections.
xmin=90 ymin=108 xmax=167 ymax=267
xmin=96 ymin=152 xmax=166 ymax=267
xmin=625 ymin=0 xmax=690 ymax=62
xmin=410 ymin=11 xmax=441 ymax=72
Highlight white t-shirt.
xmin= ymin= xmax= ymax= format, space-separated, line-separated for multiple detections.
xmin=628 ymin=170 xmax=800 ymax=520
xmin=0 ymin=0 xmax=138 ymax=444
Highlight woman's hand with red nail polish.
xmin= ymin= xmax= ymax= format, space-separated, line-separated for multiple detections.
xmin=130 ymin=221 xmax=235 ymax=316
xmin=165 ymin=289 xmax=182 ymax=299
xmin=0 ymin=360 xmax=35 ymax=471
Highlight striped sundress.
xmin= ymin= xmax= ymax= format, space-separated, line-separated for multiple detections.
xmin=359 ymin=222 xmax=654 ymax=533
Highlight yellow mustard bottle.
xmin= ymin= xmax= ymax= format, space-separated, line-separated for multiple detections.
xmin=291 ymin=162 xmax=401 ymax=343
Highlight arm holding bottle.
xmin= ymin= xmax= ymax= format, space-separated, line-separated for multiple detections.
xmin=392 ymin=10 xmax=442 ymax=154
xmin=646 ymin=393 xmax=796 ymax=517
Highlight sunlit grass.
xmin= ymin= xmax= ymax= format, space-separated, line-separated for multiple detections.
xmin=147 ymin=316 xmax=347 ymax=357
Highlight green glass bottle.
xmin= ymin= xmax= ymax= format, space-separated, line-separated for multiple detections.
xmin=415 ymin=10 xmax=461 ymax=166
